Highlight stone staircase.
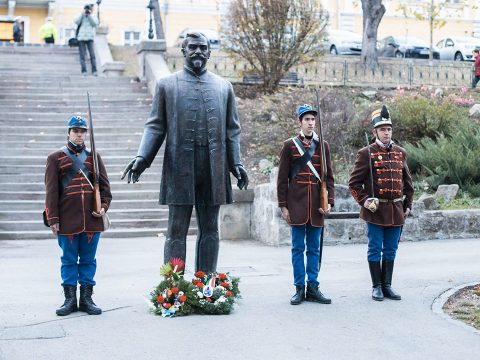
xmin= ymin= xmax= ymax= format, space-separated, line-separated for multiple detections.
xmin=0 ymin=44 xmax=196 ymax=240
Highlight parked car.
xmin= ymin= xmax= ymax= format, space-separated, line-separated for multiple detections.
xmin=378 ymin=36 xmax=440 ymax=59
xmin=436 ymin=36 xmax=480 ymax=61
xmin=324 ymin=29 xmax=362 ymax=55
xmin=174 ymin=28 xmax=220 ymax=49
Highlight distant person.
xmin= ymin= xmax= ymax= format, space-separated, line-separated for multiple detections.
xmin=39 ymin=17 xmax=58 ymax=44
xmin=13 ymin=18 xmax=22 ymax=43
xmin=74 ymin=4 xmax=99 ymax=76
xmin=472 ymin=49 xmax=480 ymax=89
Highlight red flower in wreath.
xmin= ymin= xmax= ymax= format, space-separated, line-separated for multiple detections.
xmin=220 ymin=282 xmax=230 ymax=289
xmin=171 ymin=287 xmax=179 ymax=294
xmin=163 ymin=303 xmax=172 ymax=309
xmin=195 ymin=271 xmax=206 ymax=278
xmin=179 ymin=295 xmax=187 ymax=302
xmin=219 ymin=273 xmax=227 ymax=280
xmin=197 ymin=283 xmax=204 ymax=289
xmin=170 ymin=257 xmax=185 ymax=271
xmin=156 ymin=295 xmax=165 ymax=303
xmin=205 ymin=297 xmax=212 ymax=302
xmin=226 ymin=291 xmax=233 ymax=297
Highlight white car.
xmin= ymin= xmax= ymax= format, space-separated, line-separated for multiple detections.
xmin=436 ymin=36 xmax=480 ymax=61
xmin=324 ymin=29 xmax=362 ymax=55
xmin=174 ymin=28 xmax=220 ymax=49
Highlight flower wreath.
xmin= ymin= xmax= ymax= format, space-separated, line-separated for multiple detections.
xmin=150 ymin=258 xmax=196 ymax=317
xmin=191 ymin=271 xmax=241 ymax=315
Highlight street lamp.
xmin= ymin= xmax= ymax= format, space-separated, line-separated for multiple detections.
xmin=96 ymin=0 xmax=102 ymax=24
xmin=147 ymin=0 xmax=155 ymax=40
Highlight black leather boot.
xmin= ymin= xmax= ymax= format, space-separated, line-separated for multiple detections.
xmin=382 ymin=260 xmax=401 ymax=300
xmin=79 ymin=285 xmax=102 ymax=315
xmin=306 ymin=284 xmax=332 ymax=304
xmin=290 ymin=285 xmax=305 ymax=305
xmin=56 ymin=285 xmax=78 ymax=316
xmin=368 ymin=261 xmax=384 ymax=301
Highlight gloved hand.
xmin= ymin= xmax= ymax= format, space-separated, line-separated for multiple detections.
xmin=121 ymin=157 xmax=148 ymax=183
xmin=232 ymin=164 xmax=249 ymax=190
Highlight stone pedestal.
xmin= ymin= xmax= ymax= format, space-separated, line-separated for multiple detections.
xmin=219 ymin=189 xmax=254 ymax=240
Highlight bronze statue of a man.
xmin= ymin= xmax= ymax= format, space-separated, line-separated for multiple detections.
xmin=122 ymin=32 xmax=248 ymax=273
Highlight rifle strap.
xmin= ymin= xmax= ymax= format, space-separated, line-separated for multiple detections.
xmin=288 ymin=137 xmax=321 ymax=182
xmin=60 ymin=146 xmax=90 ymax=190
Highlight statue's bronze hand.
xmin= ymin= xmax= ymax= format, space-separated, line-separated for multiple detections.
xmin=233 ymin=165 xmax=249 ymax=190
xmin=121 ymin=157 xmax=147 ymax=184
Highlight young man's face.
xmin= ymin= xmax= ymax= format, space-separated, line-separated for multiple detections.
xmin=474 ymin=51 xmax=479 ymax=58
xmin=299 ymin=113 xmax=316 ymax=136
xmin=373 ymin=125 xmax=393 ymax=145
xmin=68 ymin=128 xmax=87 ymax=145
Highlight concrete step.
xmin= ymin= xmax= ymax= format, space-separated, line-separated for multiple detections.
xmin=0 ymin=86 xmax=148 ymax=94
xmin=0 ymin=105 xmax=151 ymax=113
xmin=0 ymin=112 xmax=148 ymax=120
xmin=0 ymin=172 xmax=162 ymax=183
xmin=0 ymin=208 xmax=170 ymax=221
xmin=2 ymin=181 xmax=160 ymax=192
xmin=0 ymin=126 xmax=146 ymax=136
xmin=0 ymin=93 xmax=152 ymax=101
xmin=0 ymin=99 xmax=152 ymax=106
xmin=0 ymin=199 xmax=165 ymax=211
xmin=0 ymin=155 xmax=153 ymax=166
xmin=0 ymin=190 xmax=160 ymax=201
xmin=0 ymin=227 xmax=198 ymax=240
xmin=0 ymin=149 xmax=159 ymax=158
xmin=0 ymin=165 xmax=161 ymax=176
xmin=0 ymin=132 xmax=144 ymax=142
xmin=0 ymin=217 xmax=193 ymax=232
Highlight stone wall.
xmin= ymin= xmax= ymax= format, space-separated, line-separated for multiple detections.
xmin=227 ymin=167 xmax=480 ymax=246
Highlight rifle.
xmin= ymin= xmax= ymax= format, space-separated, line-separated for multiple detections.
xmin=314 ymin=89 xmax=329 ymax=211
xmin=87 ymin=92 xmax=102 ymax=213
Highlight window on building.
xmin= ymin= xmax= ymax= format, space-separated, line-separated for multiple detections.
xmin=124 ymin=31 xmax=141 ymax=46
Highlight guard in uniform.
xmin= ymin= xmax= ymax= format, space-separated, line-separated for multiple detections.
xmin=44 ymin=116 xmax=112 ymax=315
xmin=277 ymin=105 xmax=335 ymax=305
xmin=348 ymin=106 xmax=414 ymax=301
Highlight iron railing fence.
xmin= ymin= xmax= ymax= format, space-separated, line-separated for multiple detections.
xmin=165 ymin=54 xmax=474 ymax=88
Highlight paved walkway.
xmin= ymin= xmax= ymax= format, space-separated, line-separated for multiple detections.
xmin=0 ymin=237 xmax=479 ymax=360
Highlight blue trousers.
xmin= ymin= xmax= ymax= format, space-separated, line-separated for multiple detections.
xmin=291 ymin=223 xmax=322 ymax=287
xmin=58 ymin=232 xmax=100 ymax=286
xmin=366 ymin=223 xmax=402 ymax=262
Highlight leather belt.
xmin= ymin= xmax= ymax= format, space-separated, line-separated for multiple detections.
xmin=378 ymin=197 xmax=403 ymax=203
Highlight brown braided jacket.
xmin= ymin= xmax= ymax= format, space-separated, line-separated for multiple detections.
xmin=349 ymin=143 xmax=414 ymax=226
xmin=44 ymin=147 xmax=112 ymax=235
xmin=277 ymin=136 xmax=335 ymax=227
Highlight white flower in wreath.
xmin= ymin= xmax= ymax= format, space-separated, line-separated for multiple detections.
xmin=217 ymin=296 xmax=226 ymax=303
xmin=197 ymin=291 xmax=204 ymax=298
xmin=178 ymin=291 xmax=184 ymax=296
xmin=215 ymin=285 xmax=225 ymax=291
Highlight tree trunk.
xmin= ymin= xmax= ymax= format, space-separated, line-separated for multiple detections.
xmin=361 ymin=0 xmax=386 ymax=70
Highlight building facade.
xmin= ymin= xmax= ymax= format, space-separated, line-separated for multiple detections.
xmin=0 ymin=0 xmax=479 ymax=46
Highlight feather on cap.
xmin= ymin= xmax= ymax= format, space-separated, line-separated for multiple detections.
xmin=371 ymin=105 xmax=392 ymax=128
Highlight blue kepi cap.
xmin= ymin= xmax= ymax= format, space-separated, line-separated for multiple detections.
xmin=297 ymin=104 xmax=317 ymax=120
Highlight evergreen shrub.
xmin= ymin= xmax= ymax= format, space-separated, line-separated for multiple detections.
xmin=390 ymin=95 xmax=467 ymax=144
xmin=405 ymin=123 xmax=480 ymax=196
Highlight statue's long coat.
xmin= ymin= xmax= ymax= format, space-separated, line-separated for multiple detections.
xmin=137 ymin=67 xmax=242 ymax=205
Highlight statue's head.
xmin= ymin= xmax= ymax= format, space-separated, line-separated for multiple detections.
xmin=181 ymin=32 xmax=211 ymax=73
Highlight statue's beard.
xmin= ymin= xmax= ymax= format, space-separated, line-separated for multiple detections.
xmin=189 ymin=54 xmax=207 ymax=69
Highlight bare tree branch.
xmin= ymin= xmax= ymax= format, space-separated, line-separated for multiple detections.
xmin=224 ymin=0 xmax=328 ymax=93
